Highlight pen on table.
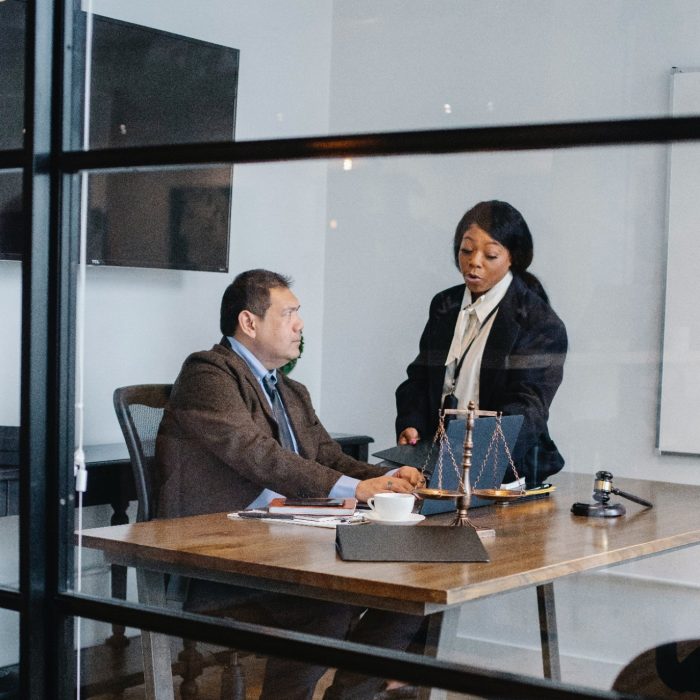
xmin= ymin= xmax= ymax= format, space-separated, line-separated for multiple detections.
xmin=235 ymin=511 xmax=365 ymax=524
xmin=236 ymin=511 xmax=295 ymax=520
xmin=525 ymin=483 xmax=553 ymax=493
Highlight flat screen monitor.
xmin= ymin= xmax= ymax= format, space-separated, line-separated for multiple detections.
xmin=0 ymin=1 xmax=239 ymax=272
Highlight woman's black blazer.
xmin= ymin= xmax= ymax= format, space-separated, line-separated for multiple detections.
xmin=395 ymin=274 xmax=568 ymax=485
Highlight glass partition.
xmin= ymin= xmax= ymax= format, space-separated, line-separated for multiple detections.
xmin=0 ymin=13 xmax=22 ymax=693
xmin=6 ymin=0 xmax=700 ymax=698
xmin=73 ymin=0 xmax=700 ymax=143
xmin=70 ymin=141 xmax=700 ymax=697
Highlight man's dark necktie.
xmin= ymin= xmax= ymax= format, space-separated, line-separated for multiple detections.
xmin=263 ymin=373 xmax=296 ymax=452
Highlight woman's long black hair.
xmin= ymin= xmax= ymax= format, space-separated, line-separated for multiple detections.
xmin=452 ymin=200 xmax=549 ymax=304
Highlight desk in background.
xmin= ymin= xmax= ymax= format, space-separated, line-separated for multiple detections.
xmin=0 ymin=426 xmax=19 ymax=518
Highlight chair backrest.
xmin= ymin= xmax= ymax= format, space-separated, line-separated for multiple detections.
xmin=113 ymin=384 xmax=172 ymax=523
xmin=612 ymin=639 xmax=700 ymax=698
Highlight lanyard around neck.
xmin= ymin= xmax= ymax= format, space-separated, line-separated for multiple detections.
xmin=448 ymin=303 xmax=500 ymax=392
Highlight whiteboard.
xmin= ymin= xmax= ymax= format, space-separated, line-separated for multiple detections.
xmin=658 ymin=70 xmax=700 ymax=453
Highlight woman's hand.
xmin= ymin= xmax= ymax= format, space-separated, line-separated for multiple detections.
xmin=398 ymin=427 xmax=421 ymax=445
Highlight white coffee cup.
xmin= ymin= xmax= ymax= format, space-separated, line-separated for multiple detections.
xmin=367 ymin=492 xmax=416 ymax=521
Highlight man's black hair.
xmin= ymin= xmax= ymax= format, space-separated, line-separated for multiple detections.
xmin=220 ymin=269 xmax=292 ymax=336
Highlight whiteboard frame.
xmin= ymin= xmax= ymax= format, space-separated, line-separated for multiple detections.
xmin=658 ymin=67 xmax=700 ymax=454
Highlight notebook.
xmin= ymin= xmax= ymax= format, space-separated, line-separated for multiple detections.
xmin=267 ymin=497 xmax=357 ymax=516
xmin=372 ymin=415 xmax=523 ymax=516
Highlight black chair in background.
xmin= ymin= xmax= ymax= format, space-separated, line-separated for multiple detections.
xmin=113 ymin=384 xmax=171 ymax=523
xmin=612 ymin=639 xmax=700 ymax=699
xmin=111 ymin=384 xmax=246 ymax=700
xmin=0 ymin=425 xmax=20 ymax=518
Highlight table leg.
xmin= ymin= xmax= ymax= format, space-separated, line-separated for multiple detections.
xmin=536 ymin=582 xmax=561 ymax=681
xmin=136 ymin=569 xmax=175 ymax=700
xmin=420 ymin=608 xmax=461 ymax=700
xmin=106 ymin=564 xmax=129 ymax=649
xmin=106 ymin=492 xmax=131 ymax=649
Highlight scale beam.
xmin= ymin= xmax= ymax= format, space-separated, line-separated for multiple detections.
xmin=442 ymin=408 xmax=498 ymax=417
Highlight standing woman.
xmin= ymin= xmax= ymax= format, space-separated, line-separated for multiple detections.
xmin=395 ymin=200 xmax=567 ymax=486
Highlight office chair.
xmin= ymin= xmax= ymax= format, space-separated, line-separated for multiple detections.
xmin=113 ymin=384 xmax=171 ymax=523
xmin=612 ymin=639 xmax=700 ymax=698
xmin=113 ymin=384 xmax=246 ymax=700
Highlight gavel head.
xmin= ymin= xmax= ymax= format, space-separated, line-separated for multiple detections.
xmin=592 ymin=470 xmax=614 ymax=504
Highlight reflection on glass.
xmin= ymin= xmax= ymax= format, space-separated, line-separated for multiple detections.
xmin=75 ymin=2 xmax=700 ymax=139
xmin=5 ymin=2 xmax=700 ymax=145
xmin=0 ymin=611 xmax=18 ymax=698
xmin=0 ymin=172 xmax=22 ymax=262
xmin=0 ymin=427 xmax=19 ymax=520
xmin=86 ymin=168 xmax=231 ymax=272
xmin=72 ymin=610 xmax=494 ymax=699
xmin=73 ymin=619 xmax=253 ymax=699
xmin=0 ymin=1 xmax=24 ymax=151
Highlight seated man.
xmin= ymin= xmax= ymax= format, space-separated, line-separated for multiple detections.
xmin=156 ymin=268 xmax=424 ymax=700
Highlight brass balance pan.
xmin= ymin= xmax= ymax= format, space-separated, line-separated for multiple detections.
xmin=472 ymin=488 xmax=524 ymax=502
xmin=414 ymin=487 xmax=462 ymax=500
xmin=415 ymin=487 xmax=525 ymax=501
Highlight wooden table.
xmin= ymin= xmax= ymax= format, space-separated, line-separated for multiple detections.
xmin=80 ymin=472 xmax=700 ymax=699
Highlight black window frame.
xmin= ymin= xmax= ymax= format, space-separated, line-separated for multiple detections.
xmin=4 ymin=0 xmax=700 ymax=697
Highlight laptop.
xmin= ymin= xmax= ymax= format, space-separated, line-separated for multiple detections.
xmin=372 ymin=415 xmax=523 ymax=515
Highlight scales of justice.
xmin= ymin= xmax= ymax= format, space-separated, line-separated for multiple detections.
xmin=414 ymin=400 xmax=525 ymax=531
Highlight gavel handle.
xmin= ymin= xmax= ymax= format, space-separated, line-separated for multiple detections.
xmin=612 ymin=487 xmax=653 ymax=508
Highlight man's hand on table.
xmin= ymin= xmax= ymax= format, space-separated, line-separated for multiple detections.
xmin=354 ymin=466 xmax=425 ymax=503
xmin=393 ymin=466 xmax=424 ymax=487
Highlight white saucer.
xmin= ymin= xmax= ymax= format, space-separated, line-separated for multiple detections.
xmin=363 ymin=512 xmax=425 ymax=525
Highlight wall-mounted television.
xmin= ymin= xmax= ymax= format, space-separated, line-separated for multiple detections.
xmin=0 ymin=1 xmax=239 ymax=273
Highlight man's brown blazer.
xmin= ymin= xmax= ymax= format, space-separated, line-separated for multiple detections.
xmin=156 ymin=339 xmax=387 ymax=519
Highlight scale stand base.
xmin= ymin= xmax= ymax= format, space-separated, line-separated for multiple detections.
xmin=450 ymin=513 xmax=496 ymax=537
xmin=571 ymin=501 xmax=626 ymax=518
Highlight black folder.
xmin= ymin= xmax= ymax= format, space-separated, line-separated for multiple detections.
xmin=373 ymin=414 xmax=524 ymax=515
xmin=335 ymin=523 xmax=489 ymax=562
